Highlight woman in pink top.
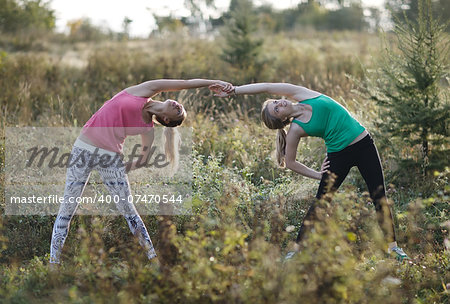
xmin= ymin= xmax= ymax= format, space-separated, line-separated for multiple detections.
xmin=50 ymin=79 xmax=232 ymax=265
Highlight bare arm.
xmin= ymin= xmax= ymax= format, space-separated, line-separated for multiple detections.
xmin=284 ymin=124 xmax=328 ymax=180
xmin=125 ymin=129 xmax=155 ymax=173
xmin=210 ymin=82 xmax=320 ymax=101
xmin=126 ymin=79 xmax=233 ymax=98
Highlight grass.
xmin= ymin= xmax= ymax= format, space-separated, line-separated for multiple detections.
xmin=0 ymin=31 xmax=449 ymax=303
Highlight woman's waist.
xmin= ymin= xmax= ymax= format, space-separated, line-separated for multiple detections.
xmin=347 ymin=130 xmax=369 ymax=147
xmin=327 ymin=131 xmax=372 ymax=157
xmin=78 ymin=133 xmax=97 ymax=146
xmin=79 ymin=128 xmax=126 ymax=153
xmin=75 ymin=135 xmax=120 ymax=156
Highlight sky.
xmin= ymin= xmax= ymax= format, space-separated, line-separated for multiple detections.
xmin=50 ymin=0 xmax=386 ymax=37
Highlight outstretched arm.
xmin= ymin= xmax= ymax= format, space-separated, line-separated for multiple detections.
xmin=284 ymin=125 xmax=329 ymax=179
xmin=126 ymin=79 xmax=233 ymax=98
xmin=210 ymin=82 xmax=320 ymax=101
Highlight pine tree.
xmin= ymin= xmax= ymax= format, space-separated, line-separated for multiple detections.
xmin=361 ymin=0 xmax=449 ymax=177
xmin=220 ymin=0 xmax=263 ymax=81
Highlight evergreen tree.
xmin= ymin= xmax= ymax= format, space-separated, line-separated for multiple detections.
xmin=361 ymin=0 xmax=449 ymax=177
xmin=220 ymin=0 xmax=263 ymax=81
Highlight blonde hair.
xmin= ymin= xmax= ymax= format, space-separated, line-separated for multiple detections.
xmin=163 ymin=127 xmax=181 ymax=173
xmin=142 ymin=99 xmax=184 ymax=174
xmin=261 ymin=99 xmax=290 ymax=167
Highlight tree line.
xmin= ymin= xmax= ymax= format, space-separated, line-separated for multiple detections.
xmin=1 ymin=0 xmax=449 ymax=40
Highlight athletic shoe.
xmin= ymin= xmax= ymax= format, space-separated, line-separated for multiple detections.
xmin=389 ymin=246 xmax=409 ymax=262
xmin=284 ymin=251 xmax=297 ymax=261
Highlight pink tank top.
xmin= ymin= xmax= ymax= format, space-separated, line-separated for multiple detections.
xmin=81 ymin=90 xmax=154 ymax=153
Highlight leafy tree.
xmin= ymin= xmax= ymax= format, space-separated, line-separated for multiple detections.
xmin=297 ymin=1 xmax=327 ymax=29
xmin=322 ymin=4 xmax=368 ymax=31
xmin=184 ymin=0 xmax=215 ymax=32
xmin=0 ymin=0 xmax=23 ymax=32
xmin=121 ymin=17 xmax=132 ymax=39
xmin=262 ymin=0 xmax=367 ymax=32
xmin=361 ymin=0 xmax=449 ymax=177
xmin=152 ymin=14 xmax=185 ymax=34
xmin=67 ymin=18 xmax=112 ymax=42
xmin=0 ymin=0 xmax=55 ymax=33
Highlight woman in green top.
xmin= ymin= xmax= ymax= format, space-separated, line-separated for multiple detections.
xmin=210 ymin=82 xmax=409 ymax=261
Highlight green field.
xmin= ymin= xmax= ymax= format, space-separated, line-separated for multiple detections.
xmin=0 ymin=24 xmax=449 ymax=304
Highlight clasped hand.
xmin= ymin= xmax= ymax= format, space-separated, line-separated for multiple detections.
xmin=209 ymin=82 xmax=235 ymax=97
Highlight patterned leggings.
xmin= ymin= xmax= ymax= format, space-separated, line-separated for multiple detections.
xmin=50 ymin=144 xmax=156 ymax=264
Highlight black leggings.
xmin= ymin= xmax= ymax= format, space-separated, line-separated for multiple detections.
xmin=296 ymin=134 xmax=396 ymax=243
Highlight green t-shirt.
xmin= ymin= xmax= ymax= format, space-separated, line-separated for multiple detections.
xmin=292 ymin=95 xmax=365 ymax=152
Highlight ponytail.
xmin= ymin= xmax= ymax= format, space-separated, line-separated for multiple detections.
xmin=276 ymin=129 xmax=287 ymax=167
xmin=261 ymin=99 xmax=290 ymax=168
xmin=163 ymin=127 xmax=181 ymax=174
xmin=142 ymin=99 xmax=184 ymax=175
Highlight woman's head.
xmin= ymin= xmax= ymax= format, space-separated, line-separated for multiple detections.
xmin=261 ymin=99 xmax=291 ymax=130
xmin=142 ymin=99 xmax=187 ymax=127
xmin=261 ymin=99 xmax=291 ymax=168
xmin=157 ymin=99 xmax=187 ymax=127
xmin=141 ymin=99 xmax=184 ymax=175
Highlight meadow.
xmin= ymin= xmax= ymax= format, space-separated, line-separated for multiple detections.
xmin=0 ymin=30 xmax=449 ymax=303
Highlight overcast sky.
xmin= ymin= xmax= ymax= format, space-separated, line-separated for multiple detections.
xmin=50 ymin=0 xmax=386 ymax=37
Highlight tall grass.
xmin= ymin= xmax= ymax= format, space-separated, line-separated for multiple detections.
xmin=0 ymin=31 xmax=448 ymax=303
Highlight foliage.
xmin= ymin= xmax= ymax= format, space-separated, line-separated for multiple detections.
xmin=220 ymin=0 xmax=264 ymax=82
xmin=0 ymin=168 xmax=448 ymax=303
xmin=66 ymin=18 xmax=114 ymax=43
xmin=321 ymin=4 xmax=368 ymax=31
xmin=152 ymin=0 xmax=380 ymax=35
xmin=0 ymin=28 xmax=448 ymax=303
xmin=357 ymin=0 xmax=449 ymax=180
xmin=152 ymin=14 xmax=186 ymax=35
xmin=0 ymin=0 xmax=55 ymax=33
xmin=386 ymin=0 xmax=450 ymax=31
xmin=0 ymin=0 xmax=56 ymax=50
